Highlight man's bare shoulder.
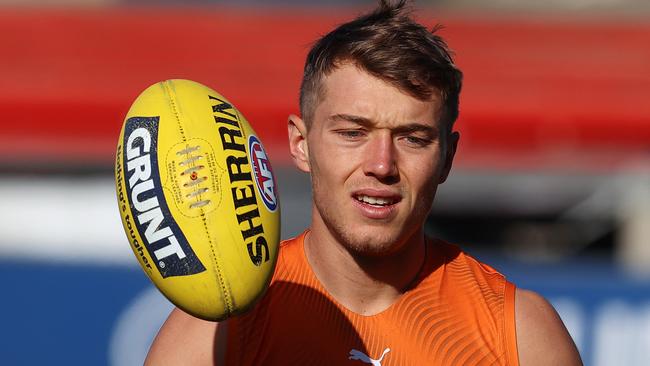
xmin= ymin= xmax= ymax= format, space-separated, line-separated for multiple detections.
xmin=145 ymin=307 xmax=221 ymax=366
xmin=515 ymin=288 xmax=583 ymax=366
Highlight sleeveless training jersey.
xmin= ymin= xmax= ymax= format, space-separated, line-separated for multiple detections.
xmin=225 ymin=231 xmax=519 ymax=366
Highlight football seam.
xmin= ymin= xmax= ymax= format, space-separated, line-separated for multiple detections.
xmin=162 ymin=80 xmax=233 ymax=317
xmin=163 ymin=80 xmax=187 ymax=143
xmin=200 ymin=211 xmax=234 ymax=317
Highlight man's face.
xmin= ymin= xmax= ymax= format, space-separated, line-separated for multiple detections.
xmin=293 ymin=63 xmax=457 ymax=257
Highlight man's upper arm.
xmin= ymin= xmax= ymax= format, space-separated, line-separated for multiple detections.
xmin=145 ymin=307 xmax=222 ymax=366
xmin=515 ymin=288 xmax=583 ymax=366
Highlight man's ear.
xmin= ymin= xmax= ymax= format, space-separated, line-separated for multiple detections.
xmin=439 ymin=131 xmax=459 ymax=184
xmin=288 ymin=114 xmax=310 ymax=173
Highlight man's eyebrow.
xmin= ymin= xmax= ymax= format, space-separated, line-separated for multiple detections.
xmin=328 ymin=113 xmax=438 ymax=136
xmin=393 ymin=123 xmax=438 ymax=136
xmin=328 ymin=113 xmax=374 ymax=126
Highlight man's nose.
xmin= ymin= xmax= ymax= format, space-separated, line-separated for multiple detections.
xmin=363 ymin=133 xmax=398 ymax=179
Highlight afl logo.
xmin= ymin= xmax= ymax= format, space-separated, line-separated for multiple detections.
xmin=248 ymin=135 xmax=278 ymax=212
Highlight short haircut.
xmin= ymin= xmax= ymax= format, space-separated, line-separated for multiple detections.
xmin=299 ymin=0 xmax=463 ymax=130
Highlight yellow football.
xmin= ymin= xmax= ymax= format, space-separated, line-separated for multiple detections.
xmin=115 ymin=79 xmax=280 ymax=321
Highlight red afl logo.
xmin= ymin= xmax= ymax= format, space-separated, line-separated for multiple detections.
xmin=248 ymin=135 xmax=278 ymax=212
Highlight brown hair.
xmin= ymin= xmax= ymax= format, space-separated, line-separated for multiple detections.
xmin=299 ymin=0 xmax=462 ymax=130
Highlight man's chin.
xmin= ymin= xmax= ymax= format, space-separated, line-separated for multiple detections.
xmin=339 ymin=231 xmax=407 ymax=258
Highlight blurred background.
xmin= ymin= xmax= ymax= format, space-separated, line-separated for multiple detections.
xmin=0 ymin=0 xmax=648 ymax=364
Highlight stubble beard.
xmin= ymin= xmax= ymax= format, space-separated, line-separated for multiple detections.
xmin=311 ymin=177 xmax=433 ymax=259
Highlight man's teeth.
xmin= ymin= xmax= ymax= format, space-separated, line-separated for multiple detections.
xmin=356 ymin=195 xmax=394 ymax=206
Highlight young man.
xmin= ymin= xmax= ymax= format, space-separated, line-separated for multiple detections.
xmin=146 ymin=1 xmax=582 ymax=365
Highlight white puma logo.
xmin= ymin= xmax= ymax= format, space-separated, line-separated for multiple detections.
xmin=349 ymin=348 xmax=391 ymax=366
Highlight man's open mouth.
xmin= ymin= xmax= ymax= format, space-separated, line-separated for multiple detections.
xmin=354 ymin=194 xmax=398 ymax=207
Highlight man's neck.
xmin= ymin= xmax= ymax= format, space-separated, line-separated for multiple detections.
xmin=304 ymin=223 xmax=426 ymax=316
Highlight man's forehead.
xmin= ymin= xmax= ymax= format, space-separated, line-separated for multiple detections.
xmin=315 ymin=64 xmax=443 ymax=127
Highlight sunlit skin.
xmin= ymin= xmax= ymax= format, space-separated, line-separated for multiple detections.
xmin=288 ymin=62 xmax=458 ymax=314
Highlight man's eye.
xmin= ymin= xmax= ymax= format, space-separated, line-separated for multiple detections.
xmin=403 ymin=135 xmax=431 ymax=147
xmin=337 ymin=130 xmax=365 ymax=138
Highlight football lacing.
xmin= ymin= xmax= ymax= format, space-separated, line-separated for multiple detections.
xmin=176 ymin=145 xmax=200 ymax=155
xmin=189 ymin=200 xmax=210 ymax=209
xmin=178 ymin=155 xmax=202 ymax=166
xmin=180 ymin=164 xmax=205 ymax=176
xmin=177 ymin=144 xmax=210 ymax=209
xmin=186 ymin=187 xmax=209 ymax=198
xmin=183 ymin=176 xmax=207 ymax=187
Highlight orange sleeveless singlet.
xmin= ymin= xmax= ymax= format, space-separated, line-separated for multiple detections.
xmin=225 ymin=232 xmax=519 ymax=365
